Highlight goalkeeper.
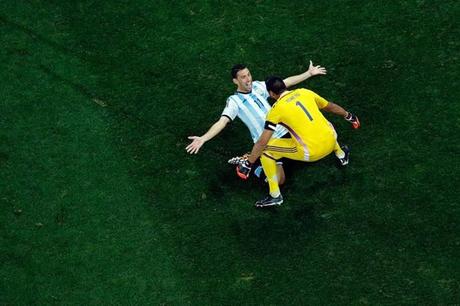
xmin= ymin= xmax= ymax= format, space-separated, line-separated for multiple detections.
xmin=237 ymin=76 xmax=360 ymax=207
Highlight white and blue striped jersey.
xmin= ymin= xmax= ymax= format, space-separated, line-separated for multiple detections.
xmin=221 ymin=81 xmax=288 ymax=143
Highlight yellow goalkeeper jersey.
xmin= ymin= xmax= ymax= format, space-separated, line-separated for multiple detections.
xmin=265 ymin=88 xmax=337 ymax=158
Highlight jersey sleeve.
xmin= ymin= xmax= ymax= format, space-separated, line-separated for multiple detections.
xmin=312 ymin=91 xmax=329 ymax=109
xmin=264 ymin=104 xmax=282 ymax=131
xmin=252 ymin=81 xmax=269 ymax=99
xmin=221 ymin=97 xmax=238 ymax=121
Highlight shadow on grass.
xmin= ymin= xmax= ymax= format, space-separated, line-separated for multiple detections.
xmin=230 ymin=204 xmax=319 ymax=256
xmin=227 ymin=161 xmax=353 ymax=255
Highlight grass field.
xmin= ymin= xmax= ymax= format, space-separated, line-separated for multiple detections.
xmin=1 ymin=1 xmax=459 ymax=304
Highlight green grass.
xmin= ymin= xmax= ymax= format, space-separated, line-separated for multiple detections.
xmin=1 ymin=0 xmax=459 ymax=304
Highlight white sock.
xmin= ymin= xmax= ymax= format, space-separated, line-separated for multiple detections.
xmin=335 ymin=151 xmax=345 ymax=159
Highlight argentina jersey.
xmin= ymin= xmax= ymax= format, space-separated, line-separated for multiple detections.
xmin=221 ymin=81 xmax=288 ymax=143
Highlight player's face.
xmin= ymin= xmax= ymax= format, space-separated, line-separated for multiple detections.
xmin=233 ymin=68 xmax=253 ymax=92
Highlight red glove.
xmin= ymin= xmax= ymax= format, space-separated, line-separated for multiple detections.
xmin=236 ymin=160 xmax=252 ymax=180
xmin=345 ymin=112 xmax=360 ymax=129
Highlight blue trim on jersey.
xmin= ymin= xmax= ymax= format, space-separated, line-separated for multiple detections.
xmin=237 ymin=93 xmax=264 ymax=120
xmin=249 ymin=93 xmax=267 ymax=111
xmin=233 ymin=95 xmax=261 ymax=141
xmin=238 ymin=94 xmax=267 ymax=138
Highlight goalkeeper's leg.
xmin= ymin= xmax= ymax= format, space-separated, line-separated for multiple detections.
xmin=254 ymin=162 xmax=285 ymax=185
xmin=277 ymin=164 xmax=285 ymax=185
xmin=333 ymin=141 xmax=345 ymax=158
xmin=260 ymin=154 xmax=281 ymax=198
xmin=260 ymin=138 xmax=303 ymax=197
xmin=327 ymin=122 xmax=346 ymax=160
xmin=333 ymin=141 xmax=350 ymax=166
xmin=256 ymin=138 xmax=305 ymax=206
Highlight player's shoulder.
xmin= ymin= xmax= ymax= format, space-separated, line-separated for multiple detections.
xmin=270 ymin=100 xmax=283 ymax=111
xmin=227 ymin=90 xmax=243 ymax=101
xmin=252 ymin=80 xmax=267 ymax=94
xmin=298 ymin=88 xmax=316 ymax=95
xmin=252 ymin=80 xmax=264 ymax=87
xmin=227 ymin=92 xmax=237 ymax=100
xmin=225 ymin=95 xmax=239 ymax=108
xmin=296 ymin=88 xmax=321 ymax=101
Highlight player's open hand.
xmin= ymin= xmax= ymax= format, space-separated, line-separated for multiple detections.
xmin=186 ymin=136 xmax=204 ymax=154
xmin=308 ymin=60 xmax=327 ymax=76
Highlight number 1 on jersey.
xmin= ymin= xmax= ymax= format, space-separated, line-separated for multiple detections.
xmin=296 ymin=101 xmax=313 ymax=121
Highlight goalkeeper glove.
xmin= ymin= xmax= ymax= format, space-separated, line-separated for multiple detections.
xmin=236 ymin=160 xmax=252 ymax=180
xmin=345 ymin=112 xmax=360 ymax=129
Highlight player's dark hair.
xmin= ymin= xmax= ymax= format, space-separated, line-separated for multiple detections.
xmin=231 ymin=64 xmax=247 ymax=79
xmin=265 ymin=76 xmax=286 ymax=95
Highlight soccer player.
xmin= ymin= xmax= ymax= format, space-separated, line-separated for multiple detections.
xmin=237 ymin=76 xmax=360 ymax=207
xmin=186 ymin=61 xmax=327 ymax=181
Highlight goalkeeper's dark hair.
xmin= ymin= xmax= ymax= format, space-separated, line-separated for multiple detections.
xmin=231 ymin=64 xmax=247 ymax=79
xmin=265 ymin=76 xmax=286 ymax=95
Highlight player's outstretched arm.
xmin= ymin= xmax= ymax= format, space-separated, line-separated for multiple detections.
xmin=186 ymin=116 xmax=230 ymax=154
xmin=323 ymin=102 xmax=360 ymax=129
xmin=322 ymin=102 xmax=348 ymax=117
xmin=283 ymin=60 xmax=327 ymax=88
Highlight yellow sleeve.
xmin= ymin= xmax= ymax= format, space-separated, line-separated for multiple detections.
xmin=301 ymin=89 xmax=329 ymax=109
xmin=265 ymin=104 xmax=282 ymax=130
xmin=313 ymin=92 xmax=329 ymax=109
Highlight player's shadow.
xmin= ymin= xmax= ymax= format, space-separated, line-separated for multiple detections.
xmin=207 ymin=161 xmax=267 ymax=203
xmin=279 ymin=156 xmax=351 ymax=194
xmin=229 ymin=160 xmax=351 ymax=256
xmin=230 ymin=204 xmax=320 ymax=257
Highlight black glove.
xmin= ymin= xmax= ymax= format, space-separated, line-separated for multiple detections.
xmin=236 ymin=160 xmax=252 ymax=180
xmin=345 ymin=112 xmax=360 ymax=129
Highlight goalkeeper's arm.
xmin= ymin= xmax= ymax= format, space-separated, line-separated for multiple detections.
xmin=236 ymin=128 xmax=274 ymax=180
xmin=322 ymin=102 xmax=360 ymax=129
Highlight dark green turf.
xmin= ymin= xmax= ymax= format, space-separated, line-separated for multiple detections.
xmin=1 ymin=1 xmax=459 ymax=304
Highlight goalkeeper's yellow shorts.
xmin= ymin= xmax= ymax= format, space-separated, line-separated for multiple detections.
xmin=263 ymin=137 xmax=335 ymax=162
